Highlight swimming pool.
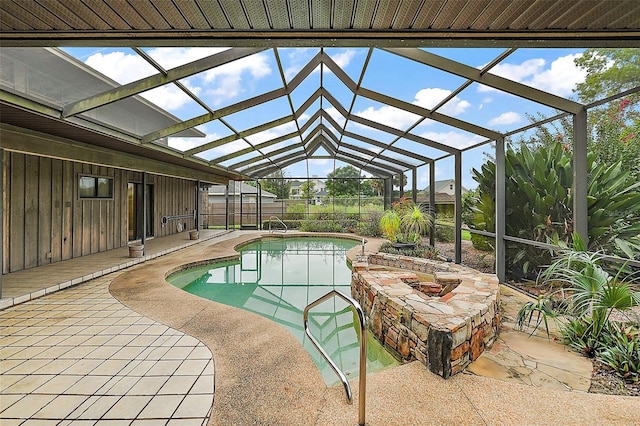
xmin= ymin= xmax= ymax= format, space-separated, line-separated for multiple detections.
xmin=167 ymin=236 xmax=398 ymax=384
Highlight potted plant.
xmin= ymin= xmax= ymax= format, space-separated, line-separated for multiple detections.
xmin=379 ymin=202 xmax=432 ymax=249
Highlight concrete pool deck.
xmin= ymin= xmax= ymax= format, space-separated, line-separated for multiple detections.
xmin=1 ymin=230 xmax=639 ymax=424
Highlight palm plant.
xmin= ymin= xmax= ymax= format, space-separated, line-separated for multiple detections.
xmin=518 ymin=233 xmax=640 ymax=361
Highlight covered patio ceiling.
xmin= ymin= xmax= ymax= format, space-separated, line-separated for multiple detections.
xmin=1 ymin=1 xmax=639 ymax=182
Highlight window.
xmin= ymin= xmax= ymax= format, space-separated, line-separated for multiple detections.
xmin=79 ymin=175 xmax=113 ymax=199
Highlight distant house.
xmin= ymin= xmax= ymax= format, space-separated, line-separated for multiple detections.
xmin=419 ymin=179 xmax=468 ymax=216
xmin=289 ymin=177 xmax=326 ymax=203
xmin=208 ymin=181 xmax=277 ymax=204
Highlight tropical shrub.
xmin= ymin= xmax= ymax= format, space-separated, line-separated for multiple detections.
xmin=379 ymin=210 xmax=401 ymax=241
xmin=600 ymin=323 xmax=640 ymax=383
xmin=379 ymin=198 xmax=433 ymax=245
xmin=468 ymin=141 xmax=640 ymax=278
xmin=357 ymin=211 xmax=383 ymax=237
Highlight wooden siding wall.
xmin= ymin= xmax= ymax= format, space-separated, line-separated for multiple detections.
xmin=3 ymin=152 xmax=197 ymax=273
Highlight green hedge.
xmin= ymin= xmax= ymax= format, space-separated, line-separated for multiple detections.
xmin=435 ymin=224 xmax=455 ymax=243
xmin=262 ymin=219 xmax=301 ymax=230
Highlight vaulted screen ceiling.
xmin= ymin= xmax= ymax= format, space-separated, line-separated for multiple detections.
xmin=1 ymin=1 xmax=639 ymax=181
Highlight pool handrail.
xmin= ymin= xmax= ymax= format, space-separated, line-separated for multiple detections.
xmin=303 ymin=290 xmax=367 ymax=426
xmin=268 ymin=216 xmax=287 ymax=233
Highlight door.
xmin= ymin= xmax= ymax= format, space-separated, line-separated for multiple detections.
xmin=128 ymin=183 xmax=154 ymax=241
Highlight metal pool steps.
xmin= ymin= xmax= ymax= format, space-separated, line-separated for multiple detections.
xmin=304 ymin=290 xmax=367 ymax=426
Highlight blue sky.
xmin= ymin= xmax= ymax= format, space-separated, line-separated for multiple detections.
xmin=62 ymin=46 xmax=588 ymax=190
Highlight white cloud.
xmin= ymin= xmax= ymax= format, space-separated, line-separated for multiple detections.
xmin=527 ymin=54 xmax=586 ymax=96
xmin=85 ymin=51 xmax=156 ymax=84
xmin=355 ymin=105 xmax=420 ymax=130
xmin=479 ymin=54 xmax=586 ymax=97
xmin=329 ymin=49 xmax=357 ymax=69
xmin=202 ymin=53 xmax=272 ymax=104
xmin=418 ymin=130 xmax=485 ymax=150
xmin=413 ymin=88 xmax=471 ymax=115
xmin=85 ymin=51 xmax=202 ymax=110
xmin=169 ymin=133 xmax=220 ymax=151
xmin=488 ymin=111 xmax=522 ymax=127
xmin=488 ymin=58 xmax=546 ymax=83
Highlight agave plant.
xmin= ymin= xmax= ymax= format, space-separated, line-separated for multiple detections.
xmin=400 ymin=204 xmax=432 ymax=245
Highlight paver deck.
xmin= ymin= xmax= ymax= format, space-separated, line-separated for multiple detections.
xmin=1 ymin=230 xmax=638 ymax=425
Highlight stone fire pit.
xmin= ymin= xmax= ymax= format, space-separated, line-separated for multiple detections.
xmin=351 ymin=253 xmax=500 ymax=378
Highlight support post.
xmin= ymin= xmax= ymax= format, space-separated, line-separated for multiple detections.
xmin=384 ymin=178 xmax=392 ymax=210
xmin=412 ymin=167 xmax=417 ymax=204
xmin=454 ymin=152 xmax=462 ymax=264
xmin=196 ymin=180 xmax=200 ymax=231
xmin=495 ymin=137 xmax=506 ymax=283
xmin=429 ymin=161 xmax=435 ymax=247
xmin=0 ymin=149 xmax=3 ymax=298
xmin=142 ymin=173 xmax=147 ymax=256
xmin=573 ymin=108 xmax=589 ymax=245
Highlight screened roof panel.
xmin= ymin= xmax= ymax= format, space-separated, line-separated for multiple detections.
xmin=245 ymin=121 xmax=300 ymax=145
xmin=323 ymin=48 xmax=369 ymax=83
xmin=461 ymin=82 xmax=558 ymax=133
xmin=422 ymin=48 xmax=511 ymax=67
xmin=277 ymin=48 xmax=322 ymax=84
xmin=1 ymin=0 xmax=637 ymax=182
xmin=289 ymin=70 xmax=322 ymax=110
xmin=223 ymin=96 xmax=293 ymax=130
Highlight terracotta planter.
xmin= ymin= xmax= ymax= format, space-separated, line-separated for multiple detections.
xmin=128 ymin=244 xmax=144 ymax=258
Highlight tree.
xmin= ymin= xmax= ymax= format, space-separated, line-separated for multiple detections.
xmin=368 ymin=179 xmax=383 ymax=197
xmin=300 ymin=180 xmax=315 ymax=199
xmin=574 ymin=48 xmax=640 ymax=181
xmin=392 ymin=173 xmax=407 ymax=188
xmin=259 ymin=171 xmax=290 ymax=199
xmin=574 ymin=49 xmax=640 ymax=103
xmin=326 ymin=165 xmax=361 ymax=197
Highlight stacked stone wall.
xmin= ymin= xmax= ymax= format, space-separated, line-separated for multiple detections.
xmin=351 ymin=253 xmax=500 ymax=378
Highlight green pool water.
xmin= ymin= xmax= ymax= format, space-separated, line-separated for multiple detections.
xmin=167 ymin=236 xmax=399 ymax=385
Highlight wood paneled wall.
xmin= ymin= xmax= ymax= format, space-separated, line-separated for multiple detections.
xmin=3 ymin=152 xmax=197 ymax=273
